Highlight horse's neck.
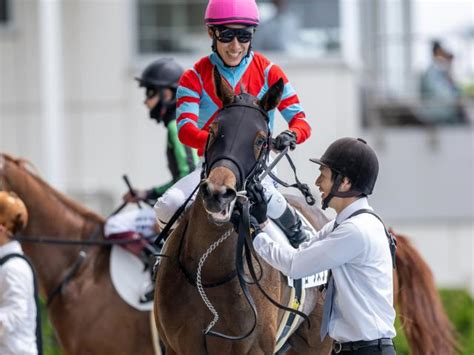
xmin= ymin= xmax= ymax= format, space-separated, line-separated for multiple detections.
xmin=182 ymin=197 xmax=237 ymax=277
xmin=7 ymin=163 xmax=102 ymax=294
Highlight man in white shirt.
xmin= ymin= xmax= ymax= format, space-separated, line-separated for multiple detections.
xmin=250 ymin=137 xmax=396 ymax=354
xmin=0 ymin=191 xmax=40 ymax=355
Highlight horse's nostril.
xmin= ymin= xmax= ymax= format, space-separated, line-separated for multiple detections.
xmin=222 ymin=188 xmax=236 ymax=201
xmin=201 ymin=182 xmax=211 ymax=198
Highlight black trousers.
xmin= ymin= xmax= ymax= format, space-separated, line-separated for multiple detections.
xmin=332 ymin=345 xmax=396 ymax=355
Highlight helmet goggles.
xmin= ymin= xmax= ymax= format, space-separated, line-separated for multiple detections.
xmin=145 ymin=87 xmax=158 ymax=99
xmin=212 ymin=26 xmax=254 ymax=43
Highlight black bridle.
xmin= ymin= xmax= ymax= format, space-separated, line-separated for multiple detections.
xmin=202 ymin=98 xmax=272 ymax=192
xmin=196 ymin=97 xmax=311 ymax=340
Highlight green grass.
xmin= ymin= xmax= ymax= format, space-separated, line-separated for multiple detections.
xmin=393 ymin=289 xmax=474 ymax=355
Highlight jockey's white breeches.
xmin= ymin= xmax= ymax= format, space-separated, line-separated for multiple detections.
xmin=154 ymin=164 xmax=288 ymax=230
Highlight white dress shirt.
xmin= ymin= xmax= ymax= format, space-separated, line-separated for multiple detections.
xmin=0 ymin=241 xmax=38 ymax=355
xmin=253 ymin=197 xmax=396 ymax=342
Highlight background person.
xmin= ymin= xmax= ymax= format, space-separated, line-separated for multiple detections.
xmin=123 ymin=58 xmax=199 ymax=205
xmin=0 ymin=191 xmax=41 ymax=355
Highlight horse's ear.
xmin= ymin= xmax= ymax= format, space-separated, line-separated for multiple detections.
xmin=213 ymin=67 xmax=234 ymax=106
xmin=259 ymin=78 xmax=284 ymax=112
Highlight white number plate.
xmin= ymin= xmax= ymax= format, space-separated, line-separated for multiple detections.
xmin=287 ymin=270 xmax=328 ymax=289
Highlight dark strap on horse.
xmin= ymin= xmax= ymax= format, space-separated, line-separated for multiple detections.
xmin=204 ymin=200 xmax=258 ymax=340
xmin=46 ymin=224 xmax=101 ymax=306
xmin=266 ymin=152 xmax=315 ymax=206
xmin=205 ymin=200 xmax=311 ymax=340
xmin=0 ymin=253 xmax=43 ymax=355
xmin=46 ymin=251 xmax=87 ymax=306
xmin=240 ymin=200 xmax=311 ymax=328
xmin=153 ymin=181 xmax=201 ymax=248
xmin=176 ymin=221 xmax=238 ymax=288
xmin=347 ymin=209 xmax=397 ymax=269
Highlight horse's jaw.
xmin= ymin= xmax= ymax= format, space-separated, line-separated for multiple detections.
xmin=205 ymin=198 xmax=237 ymax=225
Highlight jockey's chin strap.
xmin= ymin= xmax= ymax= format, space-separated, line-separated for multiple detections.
xmin=322 ymin=173 xmax=363 ymax=210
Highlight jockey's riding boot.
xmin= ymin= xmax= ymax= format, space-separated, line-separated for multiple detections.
xmin=273 ymin=206 xmax=309 ymax=248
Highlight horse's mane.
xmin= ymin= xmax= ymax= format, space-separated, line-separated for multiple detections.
xmin=1 ymin=153 xmax=104 ymax=224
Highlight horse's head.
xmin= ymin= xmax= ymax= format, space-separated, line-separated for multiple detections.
xmin=201 ymin=69 xmax=284 ymax=224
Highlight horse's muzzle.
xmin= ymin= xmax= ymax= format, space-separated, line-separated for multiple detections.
xmin=201 ymin=181 xmax=237 ymax=224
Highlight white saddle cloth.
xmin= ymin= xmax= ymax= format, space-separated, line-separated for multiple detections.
xmin=110 ymin=245 xmax=153 ymax=311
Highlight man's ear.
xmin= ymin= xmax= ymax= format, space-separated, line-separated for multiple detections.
xmin=339 ymin=177 xmax=352 ymax=192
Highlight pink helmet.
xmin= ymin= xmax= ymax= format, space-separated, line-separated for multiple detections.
xmin=204 ymin=0 xmax=260 ymax=26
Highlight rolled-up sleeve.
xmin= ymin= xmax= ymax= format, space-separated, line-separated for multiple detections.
xmin=253 ymin=221 xmax=366 ymax=279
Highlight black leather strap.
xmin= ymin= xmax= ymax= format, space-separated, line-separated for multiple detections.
xmin=347 ymin=209 xmax=397 ymax=269
xmin=337 ymin=338 xmax=393 ymax=351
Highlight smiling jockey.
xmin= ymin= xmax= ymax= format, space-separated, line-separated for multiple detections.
xmin=154 ymin=0 xmax=312 ymax=247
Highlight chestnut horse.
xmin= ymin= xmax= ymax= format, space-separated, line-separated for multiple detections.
xmin=0 ymin=153 xmax=157 ymax=355
xmin=154 ymin=71 xmax=457 ymax=355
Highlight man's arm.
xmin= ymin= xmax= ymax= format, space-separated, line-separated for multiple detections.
xmin=176 ymin=69 xmax=209 ymax=151
xmin=253 ymin=221 xmax=365 ymax=279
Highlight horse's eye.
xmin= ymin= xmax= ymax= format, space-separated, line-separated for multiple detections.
xmin=255 ymin=136 xmax=266 ymax=146
xmin=254 ymin=132 xmax=267 ymax=159
xmin=207 ymin=124 xmax=218 ymax=147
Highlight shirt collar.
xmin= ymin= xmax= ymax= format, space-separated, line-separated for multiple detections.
xmin=0 ymin=240 xmax=23 ymax=258
xmin=335 ymin=197 xmax=372 ymax=225
xmin=210 ymin=51 xmax=253 ymax=73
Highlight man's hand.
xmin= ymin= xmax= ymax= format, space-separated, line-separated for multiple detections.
xmin=247 ymin=183 xmax=268 ymax=225
xmin=273 ymin=130 xmax=297 ymax=151
xmin=231 ymin=209 xmax=263 ymax=238
xmin=122 ymin=189 xmax=147 ymax=203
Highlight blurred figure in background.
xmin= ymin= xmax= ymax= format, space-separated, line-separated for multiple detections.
xmin=123 ymin=58 xmax=199 ymax=205
xmin=252 ymin=0 xmax=300 ymax=52
xmin=419 ymin=40 xmax=466 ymax=124
xmin=104 ymin=58 xmax=199 ymax=303
xmin=0 ymin=192 xmax=41 ymax=355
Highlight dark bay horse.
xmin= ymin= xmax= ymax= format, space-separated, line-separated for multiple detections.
xmin=154 ymin=70 xmax=458 ymax=355
xmin=0 ymin=154 xmax=158 ymax=355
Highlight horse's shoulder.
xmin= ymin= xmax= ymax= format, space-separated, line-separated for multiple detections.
xmin=284 ymin=194 xmax=329 ymax=232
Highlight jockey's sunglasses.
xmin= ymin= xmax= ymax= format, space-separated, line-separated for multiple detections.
xmin=213 ymin=26 xmax=254 ymax=44
xmin=145 ymin=88 xmax=158 ymax=99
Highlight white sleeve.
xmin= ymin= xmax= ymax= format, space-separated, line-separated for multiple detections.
xmin=253 ymin=221 xmax=366 ymax=279
xmin=0 ymin=261 xmax=34 ymax=334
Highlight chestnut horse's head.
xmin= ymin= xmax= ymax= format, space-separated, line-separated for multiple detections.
xmin=201 ymin=69 xmax=284 ymax=224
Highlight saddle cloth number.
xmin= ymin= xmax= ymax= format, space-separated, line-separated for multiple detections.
xmin=287 ymin=270 xmax=328 ymax=289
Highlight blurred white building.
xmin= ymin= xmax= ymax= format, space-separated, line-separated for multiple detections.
xmin=0 ymin=0 xmax=472 ymax=293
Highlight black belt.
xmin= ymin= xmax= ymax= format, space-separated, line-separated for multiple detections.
xmin=333 ymin=338 xmax=393 ymax=353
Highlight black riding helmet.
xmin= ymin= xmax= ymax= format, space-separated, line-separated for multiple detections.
xmin=310 ymin=137 xmax=379 ymax=209
xmin=135 ymin=58 xmax=183 ymax=89
xmin=135 ymin=58 xmax=184 ymax=124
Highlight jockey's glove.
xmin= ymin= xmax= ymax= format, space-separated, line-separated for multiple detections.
xmin=274 ymin=130 xmax=297 ymax=151
xmin=248 ymin=183 xmax=268 ymax=225
xmin=231 ymin=209 xmax=264 ymax=239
